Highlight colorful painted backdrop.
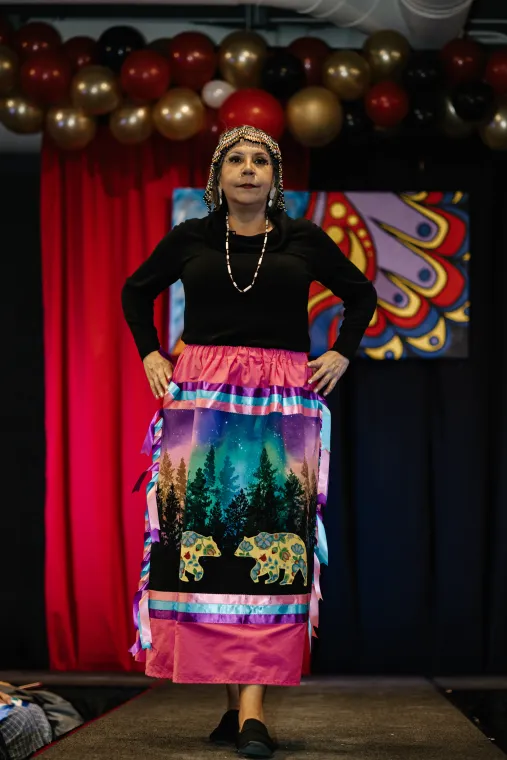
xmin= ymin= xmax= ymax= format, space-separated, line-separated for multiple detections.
xmin=168 ymin=190 xmax=469 ymax=359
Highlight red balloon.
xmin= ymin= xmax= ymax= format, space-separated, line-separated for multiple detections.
xmin=219 ymin=88 xmax=285 ymax=140
xmin=63 ymin=36 xmax=98 ymax=71
xmin=440 ymin=38 xmax=485 ymax=85
xmin=169 ymin=32 xmax=217 ymax=91
xmin=120 ymin=49 xmax=171 ymax=101
xmin=14 ymin=22 xmax=61 ymax=60
xmin=288 ymin=37 xmax=330 ymax=87
xmin=0 ymin=16 xmax=14 ymax=46
xmin=484 ymin=49 xmax=507 ymax=96
xmin=365 ymin=81 xmax=409 ymax=128
xmin=20 ymin=51 xmax=72 ymax=105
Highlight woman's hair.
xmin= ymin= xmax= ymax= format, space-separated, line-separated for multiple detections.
xmin=203 ymin=125 xmax=286 ymax=214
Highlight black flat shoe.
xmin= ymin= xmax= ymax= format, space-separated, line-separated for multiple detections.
xmin=236 ymin=718 xmax=277 ymax=758
xmin=209 ymin=708 xmax=240 ymax=745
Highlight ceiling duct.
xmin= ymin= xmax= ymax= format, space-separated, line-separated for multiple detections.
xmin=7 ymin=0 xmax=475 ymax=47
xmin=262 ymin=0 xmax=473 ymax=47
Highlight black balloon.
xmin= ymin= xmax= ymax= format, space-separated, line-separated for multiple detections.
xmin=97 ymin=26 xmax=145 ymax=73
xmin=261 ymin=51 xmax=305 ymax=99
xmin=408 ymin=92 xmax=439 ymax=130
xmin=451 ymin=81 xmax=495 ymax=122
xmin=341 ymin=102 xmax=371 ymax=138
xmin=403 ymin=51 xmax=443 ymax=92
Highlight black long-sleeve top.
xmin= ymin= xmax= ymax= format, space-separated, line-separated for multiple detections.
xmin=121 ymin=207 xmax=377 ymax=361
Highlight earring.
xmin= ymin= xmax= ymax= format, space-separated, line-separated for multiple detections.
xmin=268 ymin=187 xmax=276 ymax=207
xmin=218 ymin=187 xmax=223 ymax=206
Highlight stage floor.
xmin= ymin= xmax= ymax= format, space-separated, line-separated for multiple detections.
xmin=22 ymin=677 xmax=504 ymax=759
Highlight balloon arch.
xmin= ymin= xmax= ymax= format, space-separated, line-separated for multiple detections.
xmin=1 ymin=17 xmax=507 ymax=151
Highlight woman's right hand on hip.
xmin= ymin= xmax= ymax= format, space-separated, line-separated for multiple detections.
xmin=143 ymin=351 xmax=173 ymax=399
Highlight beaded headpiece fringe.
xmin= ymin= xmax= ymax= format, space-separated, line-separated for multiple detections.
xmin=203 ymin=125 xmax=286 ymax=214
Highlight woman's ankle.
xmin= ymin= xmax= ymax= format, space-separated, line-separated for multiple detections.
xmin=225 ymin=683 xmax=240 ymax=711
xmin=238 ymin=684 xmax=267 ymax=730
xmin=239 ymin=707 xmax=265 ymax=731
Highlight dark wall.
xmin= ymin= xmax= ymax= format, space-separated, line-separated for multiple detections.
xmin=310 ymin=133 xmax=507 ymax=676
xmin=470 ymin=0 xmax=506 ymax=17
xmin=0 ymin=152 xmax=48 ymax=669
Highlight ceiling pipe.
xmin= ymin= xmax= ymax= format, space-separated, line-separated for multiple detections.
xmin=5 ymin=0 xmax=475 ymax=47
xmin=258 ymin=0 xmax=474 ymax=47
xmin=399 ymin=0 xmax=475 ymax=47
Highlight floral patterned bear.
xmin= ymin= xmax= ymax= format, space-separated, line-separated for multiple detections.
xmin=179 ymin=531 xmax=221 ymax=582
xmin=234 ymin=532 xmax=308 ymax=585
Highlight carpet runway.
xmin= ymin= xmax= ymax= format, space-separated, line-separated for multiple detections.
xmin=37 ymin=678 xmax=504 ymax=759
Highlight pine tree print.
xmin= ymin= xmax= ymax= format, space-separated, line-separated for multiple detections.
xmin=301 ymin=455 xmax=311 ymax=509
xmin=184 ymin=467 xmax=211 ymax=534
xmin=206 ymin=498 xmax=225 ymax=543
xmin=244 ymin=483 xmax=261 ymax=536
xmin=299 ymin=494 xmax=309 ymax=547
xmin=175 ymin=457 xmax=187 ymax=506
xmin=203 ymin=445 xmax=216 ymax=489
xmin=166 ymin=482 xmax=182 ymax=547
xmin=158 ymin=451 xmax=175 ymax=503
xmin=218 ymin=455 xmax=240 ymax=513
xmin=157 ymin=489 xmax=170 ymax=545
xmin=223 ymin=488 xmax=250 ymax=546
xmin=246 ymin=447 xmax=281 ymax=533
xmin=281 ymin=470 xmax=306 ymax=534
xmin=308 ymin=469 xmax=318 ymax=551
xmin=204 ymin=444 xmax=221 ymax=530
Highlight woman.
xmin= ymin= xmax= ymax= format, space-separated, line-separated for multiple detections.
xmin=122 ymin=125 xmax=377 ymax=758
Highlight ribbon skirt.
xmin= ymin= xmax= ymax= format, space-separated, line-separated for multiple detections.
xmin=130 ymin=344 xmax=330 ymax=685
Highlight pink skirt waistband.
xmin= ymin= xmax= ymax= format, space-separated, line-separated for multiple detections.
xmin=173 ymin=344 xmax=312 ymax=389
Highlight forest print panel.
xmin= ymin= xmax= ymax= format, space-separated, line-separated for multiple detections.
xmin=156 ymin=406 xmax=320 ymax=554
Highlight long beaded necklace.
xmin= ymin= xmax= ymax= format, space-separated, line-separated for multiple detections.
xmin=225 ymin=212 xmax=269 ymax=294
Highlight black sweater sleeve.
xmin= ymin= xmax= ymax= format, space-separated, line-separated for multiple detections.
xmin=121 ymin=221 xmax=188 ymax=360
xmin=308 ymin=222 xmax=378 ymax=359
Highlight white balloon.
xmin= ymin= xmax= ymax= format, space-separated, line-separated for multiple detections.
xmin=201 ymin=80 xmax=236 ymax=109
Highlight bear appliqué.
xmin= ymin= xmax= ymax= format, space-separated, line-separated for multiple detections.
xmin=234 ymin=532 xmax=308 ymax=585
xmin=179 ymin=531 xmax=221 ymax=582
xmin=178 ymin=530 xmax=308 ymax=585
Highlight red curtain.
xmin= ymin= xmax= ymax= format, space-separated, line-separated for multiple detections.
xmin=41 ymin=127 xmax=309 ymax=671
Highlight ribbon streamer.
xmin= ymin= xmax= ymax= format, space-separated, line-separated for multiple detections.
xmin=308 ymin=398 xmax=331 ymax=647
xmin=129 ymin=408 xmax=165 ymax=654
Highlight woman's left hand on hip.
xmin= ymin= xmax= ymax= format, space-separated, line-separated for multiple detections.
xmin=307 ymin=350 xmax=350 ymax=396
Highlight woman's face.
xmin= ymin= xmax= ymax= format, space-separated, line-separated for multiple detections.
xmin=218 ymin=140 xmax=274 ymax=210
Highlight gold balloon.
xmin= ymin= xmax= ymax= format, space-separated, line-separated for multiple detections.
xmin=286 ymin=86 xmax=343 ymax=148
xmin=152 ymin=88 xmax=205 ymax=140
xmin=46 ymin=106 xmax=96 ymax=150
xmin=218 ymin=31 xmax=267 ymax=89
xmin=362 ymin=30 xmax=410 ymax=82
xmin=480 ymin=96 xmax=507 ymax=150
xmin=0 ymin=45 xmax=18 ymax=96
xmin=109 ymin=104 xmax=153 ymax=145
xmin=440 ymin=93 xmax=475 ymax=139
xmin=323 ymin=50 xmax=370 ymax=101
xmin=0 ymin=94 xmax=43 ymax=133
xmin=71 ymin=65 xmax=120 ymax=116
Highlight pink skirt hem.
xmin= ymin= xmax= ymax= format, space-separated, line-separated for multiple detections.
xmin=136 ymin=617 xmax=307 ymax=686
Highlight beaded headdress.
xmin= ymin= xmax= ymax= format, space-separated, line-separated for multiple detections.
xmin=203 ymin=125 xmax=286 ymax=214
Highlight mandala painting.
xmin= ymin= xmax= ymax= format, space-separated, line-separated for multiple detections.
xmin=169 ymin=189 xmax=469 ymax=360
